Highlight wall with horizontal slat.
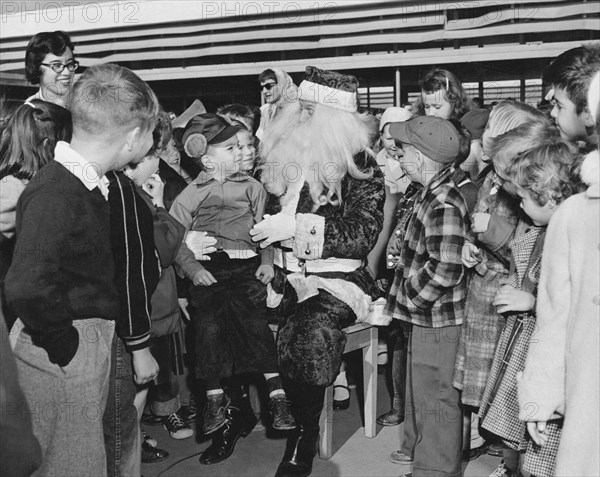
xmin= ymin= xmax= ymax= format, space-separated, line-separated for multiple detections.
xmin=0 ymin=0 xmax=597 ymax=86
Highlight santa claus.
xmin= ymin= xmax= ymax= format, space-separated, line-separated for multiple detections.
xmin=250 ymin=66 xmax=385 ymax=477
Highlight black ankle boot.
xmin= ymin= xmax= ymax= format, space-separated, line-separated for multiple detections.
xmin=199 ymin=403 xmax=258 ymax=465
xmin=274 ymin=425 xmax=319 ymax=477
xmin=274 ymin=383 xmax=325 ymax=477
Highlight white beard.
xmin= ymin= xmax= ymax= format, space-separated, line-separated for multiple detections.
xmin=259 ymin=102 xmax=374 ymax=205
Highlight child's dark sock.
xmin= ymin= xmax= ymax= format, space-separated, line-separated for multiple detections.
xmin=503 ymin=448 xmax=520 ymax=473
xmin=265 ymin=375 xmax=285 ymax=398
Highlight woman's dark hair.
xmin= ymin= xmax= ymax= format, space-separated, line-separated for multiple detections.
xmin=258 ymin=69 xmax=277 ymax=84
xmin=419 ymin=68 xmax=470 ymax=120
xmin=0 ymin=99 xmax=72 ymax=181
xmin=25 ymin=31 xmax=75 ymax=85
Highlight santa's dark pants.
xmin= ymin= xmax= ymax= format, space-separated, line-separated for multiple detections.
xmin=271 ymin=270 xmax=357 ymax=476
xmin=275 ymin=284 xmax=356 ymax=386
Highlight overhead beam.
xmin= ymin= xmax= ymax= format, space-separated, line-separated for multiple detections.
xmin=0 ymin=0 xmax=575 ymax=43
xmin=2 ymin=2 xmax=594 ymax=59
xmin=1 ymin=18 xmax=594 ymax=72
xmin=132 ymin=40 xmax=590 ymax=82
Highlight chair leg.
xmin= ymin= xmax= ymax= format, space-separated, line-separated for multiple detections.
xmin=319 ymin=385 xmax=334 ymax=459
xmin=362 ymin=326 xmax=378 ymax=438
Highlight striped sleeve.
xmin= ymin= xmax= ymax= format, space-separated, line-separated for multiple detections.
xmin=108 ymin=172 xmax=159 ymax=350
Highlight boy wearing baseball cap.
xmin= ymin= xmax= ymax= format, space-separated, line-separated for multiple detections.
xmin=383 ymin=116 xmax=468 ymax=477
xmin=169 ymin=113 xmax=294 ymax=465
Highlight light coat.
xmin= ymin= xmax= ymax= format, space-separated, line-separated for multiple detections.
xmin=518 ymin=150 xmax=600 ymax=476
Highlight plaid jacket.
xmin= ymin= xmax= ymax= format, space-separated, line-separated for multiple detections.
xmin=394 ymin=166 xmax=469 ymax=328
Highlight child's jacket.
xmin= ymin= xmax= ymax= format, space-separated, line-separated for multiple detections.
xmin=518 ymin=150 xmax=600 ymax=476
xmin=393 ymin=166 xmax=469 ymax=328
xmin=137 ymin=187 xmax=186 ymax=337
xmin=170 ymin=171 xmax=266 ymax=280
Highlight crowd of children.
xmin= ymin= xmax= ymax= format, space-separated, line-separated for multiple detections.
xmin=0 ymin=28 xmax=598 ymax=477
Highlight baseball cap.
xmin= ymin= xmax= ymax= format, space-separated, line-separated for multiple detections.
xmin=379 ymin=107 xmax=413 ymax=131
xmin=182 ymin=113 xmax=241 ymax=158
xmin=389 ymin=116 xmax=461 ymax=164
xmin=460 ymin=108 xmax=490 ymax=140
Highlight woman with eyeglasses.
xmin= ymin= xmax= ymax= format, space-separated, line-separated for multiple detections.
xmin=25 ymin=30 xmax=79 ymax=109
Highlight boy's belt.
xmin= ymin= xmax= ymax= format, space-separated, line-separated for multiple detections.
xmin=274 ymin=247 xmax=362 ymax=274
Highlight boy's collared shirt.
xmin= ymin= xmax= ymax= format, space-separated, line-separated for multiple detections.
xmin=395 ymin=165 xmax=469 ymax=328
xmin=54 ymin=141 xmax=110 ymax=199
xmin=170 ymin=171 xmax=266 ymax=279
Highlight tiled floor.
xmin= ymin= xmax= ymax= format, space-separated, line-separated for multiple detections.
xmin=141 ymin=371 xmax=502 ymax=477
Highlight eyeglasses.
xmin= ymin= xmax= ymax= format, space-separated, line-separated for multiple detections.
xmin=40 ymin=61 xmax=79 ymax=73
xmin=261 ymin=83 xmax=277 ymax=91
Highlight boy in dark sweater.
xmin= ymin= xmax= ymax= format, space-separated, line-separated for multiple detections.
xmin=5 ymin=63 xmax=160 ymax=477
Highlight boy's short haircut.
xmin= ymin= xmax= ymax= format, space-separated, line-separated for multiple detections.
xmin=71 ymin=63 xmax=159 ymax=136
xmin=543 ymin=44 xmax=600 ymax=114
xmin=258 ymin=69 xmax=277 ymax=84
xmin=506 ymin=141 xmax=582 ymax=206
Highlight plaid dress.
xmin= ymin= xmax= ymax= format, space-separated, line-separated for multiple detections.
xmin=523 ymin=420 xmax=562 ymax=477
xmin=479 ymin=226 xmax=562 ymax=477
xmin=453 ymin=169 xmax=520 ymax=407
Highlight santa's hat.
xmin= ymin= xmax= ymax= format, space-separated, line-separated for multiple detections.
xmin=298 ymin=66 xmax=359 ymax=113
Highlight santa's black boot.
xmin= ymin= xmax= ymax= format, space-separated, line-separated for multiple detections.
xmin=274 ymin=383 xmax=325 ymax=477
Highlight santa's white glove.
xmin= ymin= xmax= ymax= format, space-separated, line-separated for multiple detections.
xmin=250 ymin=214 xmax=296 ymax=248
xmin=185 ymin=231 xmax=218 ymax=260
